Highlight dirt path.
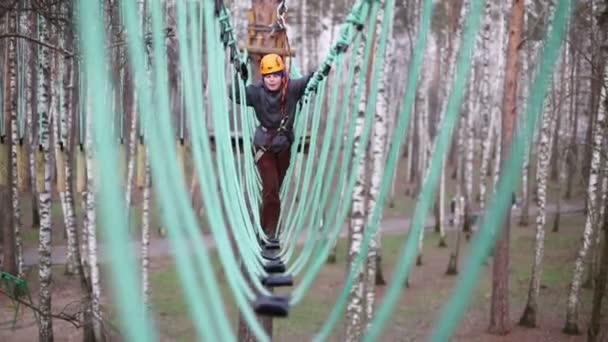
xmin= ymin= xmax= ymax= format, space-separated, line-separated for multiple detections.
xmin=22 ymin=201 xmax=584 ymax=266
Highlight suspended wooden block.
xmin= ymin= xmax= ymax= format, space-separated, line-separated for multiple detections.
xmin=136 ymin=142 xmax=145 ymax=189
xmin=55 ymin=147 xmax=67 ymax=193
xmin=76 ymin=146 xmax=86 ymax=192
xmin=176 ymin=139 xmax=186 ymax=177
xmin=0 ymin=142 xmax=8 ymax=186
xmin=36 ymin=148 xmax=45 ymax=193
xmin=16 ymin=142 xmax=27 ymax=191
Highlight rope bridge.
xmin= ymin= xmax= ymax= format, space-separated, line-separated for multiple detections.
xmin=72 ymin=0 xmax=572 ymax=341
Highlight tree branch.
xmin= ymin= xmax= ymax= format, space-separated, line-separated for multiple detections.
xmin=0 ymin=288 xmax=84 ymax=329
xmin=0 ymin=33 xmax=74 ymax=57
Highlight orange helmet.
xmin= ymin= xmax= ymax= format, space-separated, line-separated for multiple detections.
xmin=260 ymin=54 xmax=285 ymax=75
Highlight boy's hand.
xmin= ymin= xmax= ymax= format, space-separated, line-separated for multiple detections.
xmin=239 ymin=62 xmax=249 ymax=81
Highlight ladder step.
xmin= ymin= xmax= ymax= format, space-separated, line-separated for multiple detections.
xmin=261 ymin=274 xmax=293 ymax=287
xmin=261 ymin=249 xmax=280 ymax=261
xmin=253 ymin=295 xmax=290 ymax=317
xmin=263 ymin=260 xmax=286 ymax=273
xmin=263 ymin=242 xmax=281 ymax=250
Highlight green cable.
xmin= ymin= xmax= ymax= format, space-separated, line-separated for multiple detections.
xmin=290 ymin=0 xmax=379 ymax=305
xmin=431 ymin=2 xmax=571 ymax=340
xmin=123 ymin=1 xmax=235 ymax=340
xmin=363 ymin=0 xmax=475 ymax=338
xmin=283 ymin=33 xmax=365 ymax=272
xmin=284 ymin=33 xmax=362 ymax=274
xmin=278 ymin=84 xmax=326 ymax=259
xmin=279 ymin=2 xmax=371 ymax=259
xmin=77 ymin=2 xmax=154 ymax=341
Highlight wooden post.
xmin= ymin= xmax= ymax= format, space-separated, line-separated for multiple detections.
xmin=246 ymin=0 xmax=292 ymax=83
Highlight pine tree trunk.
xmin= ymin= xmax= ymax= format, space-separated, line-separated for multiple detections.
xmin=489 ymin=0 xmax=523 ymax=335
xmin=563 ymin=59 xmax=608 ymax=336
xmin=519 ymin=99 xmax=555 ymax=327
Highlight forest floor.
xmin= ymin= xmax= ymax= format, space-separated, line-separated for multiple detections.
xmin=1 ymin=208 xmax=605 ymax=341
xmin=1 ymin=155 xmax=604 ymax=341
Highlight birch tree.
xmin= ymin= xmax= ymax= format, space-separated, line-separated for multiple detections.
xmin=2 ymin=8 xmax=18 ymax=276
xmin=563 ymin=28 xmax=607 ymax=336
xmin=36 ymin=11 xmax=54 ymax=341
xmin=345 ymin=34 xmax=368 ymax=342
xmin=142 ymin=150 xmax=151 ymax=306
xmin=519 ymin=93 xmax=556 ymax=328
xmin=365 ymin=0 xmax=390 ymax=325
xmin=588 ymin=160 xmax=608 ymax=342
xmin=83 ymin=109 xmax=105 ymax=341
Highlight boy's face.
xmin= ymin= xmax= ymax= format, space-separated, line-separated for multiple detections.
xmin=263 ymin=72 xmax=283 ymax=91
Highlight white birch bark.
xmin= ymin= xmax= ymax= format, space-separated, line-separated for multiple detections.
xmin=563 ymin=57 xmax=608 ymax=335
xmin=84 ymin=103 xmax=104 ymax=341
xmin=552 ymin=47 xmax=572 ymax=232
xmin=9 ymin=11 xmax=24 ymax=278
xmin=345 ymin=36 xmax=368 ymax=342
xmin=415 ymin=56 xmax=430 ymax=260
xmin=301 ymin=0 xmax=309 ymax=72
xmin=491 ymin=3 xmax=506 ymax=193
xmin=125 ymin=93 xmax=138 ymax=209
xmin=463 ymin=51 xmax=477 ymax=234
xmin=366 ymin=0 xmax=390 ymax=326
xmin=36 ymin=13 xmax=53 ymax=341
xmin=519 ymin=50 xmax=532 ymax=225
xmin=405 ymin=114 xmax=415 ymax=187
xmin=141 ymin=149 xmax=151 ymax=306
xmin=63 ymin=60 xmax=80 ymax=275
xmin=519 ymin=101 xmax=555 ymax=327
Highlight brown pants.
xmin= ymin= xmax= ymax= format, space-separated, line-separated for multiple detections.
xmin=257 ymin=148 xmax=291 ymax=236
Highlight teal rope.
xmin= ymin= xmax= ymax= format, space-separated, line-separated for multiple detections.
xmin=364 ymin=0 xmax=479 ymax=338
xmin=77 ymin=2 xmax=153 ymax=341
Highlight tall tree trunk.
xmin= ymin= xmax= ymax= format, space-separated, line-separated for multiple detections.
xmin=415 ymin=47 xmax=432 ymax=262
xmin=463 ymin=58 xmax=477 ymax=237
xmin=141 ymin=150 xmax=151 ymax=306
xmin=565 ymin=32 xmax=579 ymax=199
xmin=28 ymin=9 xmax=40 ymax=231
xmin=553 ymin=46 xmax=572 ymax=233
xmin=478 ymin=0 xmax=498 ymax=210
xmin=366 ymin=0 xmax=391 ymax=323
xmin=36 ymin=12 xmax=54 ymax=342
xmin=519 ymin=93 xmax=556 ymax=327
xmin=2 ymin=10 xmax=17 ymax=276
xmin=84 ymin=115 xmax=105 ymax=342
xmin=587 ymin=177 xmax=608 ymax=341
xmin=489 ymin=0 xmax=523 ymax=335
xmin=345 ymin=31 xmax=368 ymax=341
xmin=563 ymin=53 xmax=608 ymax=337
xmin=518 ymin=4 xmax=531 ymax=226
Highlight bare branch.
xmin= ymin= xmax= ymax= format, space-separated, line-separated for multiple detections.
xmin=0 ymin=33 xmax=74 ymax=57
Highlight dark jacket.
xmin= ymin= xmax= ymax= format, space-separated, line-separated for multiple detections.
xmin=233 ymin=74 xmax=313 ymax=151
